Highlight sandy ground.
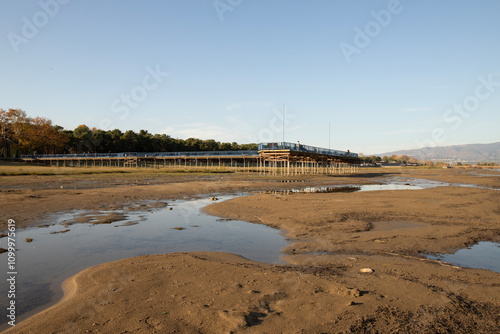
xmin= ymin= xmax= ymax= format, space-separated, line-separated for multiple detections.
xmin=204 ymin=186 xmax=500 ymax=256
xmin=1 ymin=166 xmax=500 ymax=333
xmin=0 ymin=170 xmax=378 ymax=232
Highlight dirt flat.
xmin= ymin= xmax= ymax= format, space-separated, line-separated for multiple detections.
xmin=1 ymin=166 xmax=500 ymax=333
xmin=0 ymin=169 xmax=376 ymax=232
xmin=204 ymin=186 xmax=500 ymax=256
xmin=1 ymin=166 xmax=498 ymax=232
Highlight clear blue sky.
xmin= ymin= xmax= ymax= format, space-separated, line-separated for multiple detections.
xmin=1 ymin=0 xmax=499 ymax=154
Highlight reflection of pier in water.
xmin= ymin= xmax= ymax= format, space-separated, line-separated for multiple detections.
xmin=263 ymin=185 xmax=362 ymax=195
xmin=20 ymin=142 xmax=361 ymax=176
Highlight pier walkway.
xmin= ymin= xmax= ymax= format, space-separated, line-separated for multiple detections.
xmin=20 ymin=142 xmax=360 ymax=175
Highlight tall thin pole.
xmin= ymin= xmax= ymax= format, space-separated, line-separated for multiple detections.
xmin=283 ymin=104 xmax=286 ymax=144
xmin=329 ymin=122 xmax=331 ymax=150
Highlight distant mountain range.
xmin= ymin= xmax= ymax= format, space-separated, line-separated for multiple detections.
xmin=376 ymin=142 xmax=500 ymax=163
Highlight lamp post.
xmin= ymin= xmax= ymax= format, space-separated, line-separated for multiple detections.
xmin=329 ymin=121 xmax=331 ymax=150
xmin=283 ymin=104 xmax=286 ymax=145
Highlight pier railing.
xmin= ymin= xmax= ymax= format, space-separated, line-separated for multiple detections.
xmin=258 ymin=142 xmax=358 ymax=158
xmin=20 ymin=143 xmax=357 ymax=160
xmin=20 ymin=150 xmax=259 ymax=159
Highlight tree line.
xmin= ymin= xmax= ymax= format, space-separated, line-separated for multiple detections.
xmin=359 ymin=153 xmax=498 ymax=167
xmin=359 ymin=154 xmax=445 ymax=167
xmin=0 ymin=109 xmax=257 ymax=157
xmin=358 ymin=154 xmax=419 ymax=165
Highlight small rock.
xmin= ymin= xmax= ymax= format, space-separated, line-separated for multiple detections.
xmin=168 ymin=207 xmax=173 ymax=211
xmin=347 ymin=301 xmax=356 ymax=306
xmin=210 ymin=197 xmax=219 ymax=201
xmin=345 ymin=288 xmax=361 ymax=297
xmin=172 ymin=227 xmax=185 ymax=231
xmin=360 ymin=268 xmax=374 ymax=273
xmin=26 ymin=238 xmax=33 ymax=243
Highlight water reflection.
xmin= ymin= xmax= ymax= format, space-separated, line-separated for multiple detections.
xmin=427 ymin=242 xmax=500 ymax=273
xmin=262 ymin=183 xmax=424 ymax=195
xmin=0 ymin=196 xmax=288 ymax=326
xmin=264 ymin=185 xmax=361 ymax=195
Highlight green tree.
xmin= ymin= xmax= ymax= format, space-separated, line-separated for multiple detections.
xmin=122 ymin=130 xmax=138 ymax=151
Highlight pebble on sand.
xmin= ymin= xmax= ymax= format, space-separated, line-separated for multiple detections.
xmin=360 ymin=268 xmax=374 ymax=273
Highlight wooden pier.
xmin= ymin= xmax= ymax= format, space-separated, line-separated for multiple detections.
xmin=257 ymin=142 xmax=360 ymax=176
xmin=20 ymin=142 xmax=360 ymax=176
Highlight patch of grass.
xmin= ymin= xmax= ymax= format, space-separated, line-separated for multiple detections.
xmin=158 ymin=169 xmax=233 ymax=174
xmin=0 ymin=167 xmax=132 ymax=176
xmin=0 ymin=161 xmax=234 ymax=177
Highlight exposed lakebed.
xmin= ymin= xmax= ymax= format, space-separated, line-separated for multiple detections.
xmin=262 ymin=177 xmax=499 ymax=195
xmin=0 ymin=195 xmax=288 ymax=327
xmin=0 ymin=177 xmax=498 ymax=329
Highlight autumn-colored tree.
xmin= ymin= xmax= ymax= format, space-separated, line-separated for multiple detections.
xmin=0 ymin=109 xmax=69 ymax=156
xmin=2 ymin=108 xmax=258 ymax=156
xmin=0 ymin=109 xmax=30 ymax=157
xmin=0 ymin=109 xmax=11 ymax=157
xmin=407 ymin=156 xmax=419 ymax=164
xmin=24 ymin=117 xmax=68 ymax=154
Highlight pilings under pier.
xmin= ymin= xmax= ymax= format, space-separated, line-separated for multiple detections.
xmin=20 ymin=143 xmax=361 ymax=176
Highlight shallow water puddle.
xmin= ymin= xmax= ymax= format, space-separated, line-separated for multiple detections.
xmin=427 ymin=242 xmax=500 ymax=273
xmin=264 ymin=185 xmax=361 ymax=194
xmin=389 ymin=177 xmax=499 ymax=190
xmin=264 ymin=183 xmax=424 ymax=195
xmin=0 ymin=195 xmax=288 ymax=326
xmin=256 ymin=176 xmax=499 ymax=195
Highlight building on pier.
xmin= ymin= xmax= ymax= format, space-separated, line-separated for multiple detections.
xmin=257 ymin=142 xmax=360 ymax=175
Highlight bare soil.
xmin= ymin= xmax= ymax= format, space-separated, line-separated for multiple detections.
xmin=1 ymin=166 xmax=499 ymax=333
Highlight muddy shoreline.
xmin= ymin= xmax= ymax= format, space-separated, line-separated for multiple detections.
xmin=1 ymin=167 xmax=499 ymax=333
